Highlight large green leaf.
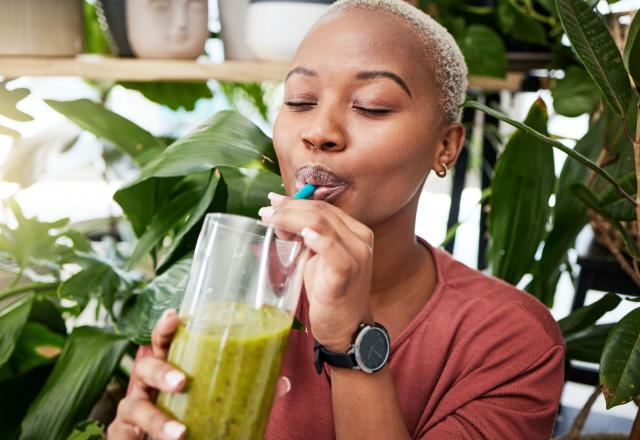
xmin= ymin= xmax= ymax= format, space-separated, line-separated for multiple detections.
xmin=0 ymin=82 xmax=33 ymax=122
xmin=114 ymin=177 xmax=181 ymax=237
xmin=566 ymin=323 xmax=614 ymax=364
xmin=600 ymin=172 xmax=637 ymax=205
xmin=220 ymin=167 xmax=284 ymax=218
xmin=459 ymin=25 xmax=508 ymax=78
xmin=464 ymin=100 xmax=635 ymax=202
xmin=7 ymin=322 xmax=65 ymax=376
xmin=551 ymin=66 xmax=601 ymax=117
xmin=623 ymin=10 xmax=640 ymax=91
xmin=489 ymin=98 xmax=554 ymax=285
xmin=157 ymin=176 xmax=228 ymax=271
xmin=20 ymin=327 xmax=128 ymax=439
xmin=58 ymin=252 xmax=136 ymax=318
xmin=125 ymin=110 xmax=278 ymax=183
xmin=571 ymin=183 xmax=640 ymax=258
xmin=119 ymin=258 xmax=191 ymax=345
xmin=118 ymin=81 xmax=213 ymax=111
xmin=558 ymin=292 xmax=621 ymax=336
xmin=126 ymin=171 xmax=217 ymax=270
xmin=0 ymin=199 xmax=70 ymax=271
xmin=0 ymin=295 xmax=33 ymax=368
xmin=45 ymin=99 xmax=165 ymax=166
xmin=114 ymin=110 xmax=277 ymax=252
xmin=526 ymin=116 xmax=605 ymax=305
xmin=556 ymin=0 xmax=634 ymax=117
xmin=604 ymin=99 xmax=638 ymax=181
xmin=600 ymin=307 xmax=640 ymax=408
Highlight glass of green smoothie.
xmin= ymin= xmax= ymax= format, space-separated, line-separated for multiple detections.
xmin=156 ymin=213 xmax=308 ymax=440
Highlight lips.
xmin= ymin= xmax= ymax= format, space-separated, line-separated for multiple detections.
xmin=294 ymin=165 xmax=349 ymax=202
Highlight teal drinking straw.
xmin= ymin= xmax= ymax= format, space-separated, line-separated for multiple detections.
xmin=293 ymin=183 xmax=317 ymax=199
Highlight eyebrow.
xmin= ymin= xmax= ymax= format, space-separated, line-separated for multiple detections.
xmin=285 ymin=67 xmax=413 ymax=98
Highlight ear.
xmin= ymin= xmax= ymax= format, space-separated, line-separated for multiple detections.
xmin=431 ymin=122 xmax=465 ymax=173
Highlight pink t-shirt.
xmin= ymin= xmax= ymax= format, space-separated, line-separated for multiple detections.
xmin=131 ymin=242 xmax=565 ymax=439
xmin=265 ymin=243 xmax=565 ymax=439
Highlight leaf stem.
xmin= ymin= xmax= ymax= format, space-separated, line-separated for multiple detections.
xmin=0 ymin=281 xmax=59 ymax=302
xmin=464 ymin=100 xmax=638 ymax=207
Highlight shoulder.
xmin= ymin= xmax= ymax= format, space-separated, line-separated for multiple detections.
xmin=427 ymin=245 xmax=564 ymax=369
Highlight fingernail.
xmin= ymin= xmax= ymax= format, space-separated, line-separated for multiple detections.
xmin=165 ymin=370 xmax=185 ymax=389
xmin=258 ymin=206 xmax=275 ymax=217
xmin=161 ymin=309 xmax=175 ymax=320
xmin=301 ymin=227 xmax=319 ymax=240
xmin=268 ymin=192 xmax=285 ymax=202
xmin=163 ymin=420 xmax=186 ymax=440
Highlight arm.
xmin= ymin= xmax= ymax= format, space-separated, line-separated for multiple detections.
xmin=261 ymin=194 xmax=411 ymax=439
xmin=331 ymin=366 xmax=410 ymax=440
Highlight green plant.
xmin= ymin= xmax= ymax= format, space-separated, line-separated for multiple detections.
xmin=462 ymin=0 xmax=640 ymax=428
xmin=0 ymin=102 xmax=283 ymax=438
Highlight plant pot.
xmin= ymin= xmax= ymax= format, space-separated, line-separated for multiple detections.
xmin=246 ymin=0 xmax=335 ymax=61
xmin=126 ymin=0 xmax=209 ymax=59
xmin=218 ymin=0 xmax=253 ymax=60
xmin=0 ymin=0 xmax=83 ymax=56
xmin=96 ymin=0 xmax=134 ymax=57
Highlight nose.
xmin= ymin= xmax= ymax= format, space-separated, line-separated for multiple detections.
xmin=301 ymin=107 xmax=346 ymax=152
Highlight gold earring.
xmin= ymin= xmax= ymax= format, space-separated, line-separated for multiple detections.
xmin=435 ymin=162 xmax=448 ymax=178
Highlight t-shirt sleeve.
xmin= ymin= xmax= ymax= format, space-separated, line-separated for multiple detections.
xmin=418 ymin=344 xmax=565 ymax=440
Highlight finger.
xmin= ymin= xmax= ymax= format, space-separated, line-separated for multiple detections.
xmin=299 ymin=227 xmax=357 ymax=278
xmin=118 ymin=397 xmax=186 ymax=440
xmin=275 ymin=376 xmax=292 ymax=399
xmin=261 ymin=201 xmax=371 ymax=259
xmin=152 ymin=309 xmax=180 ymax=359
xmin=134 ymin=356 xmax=187 ymax=393
xmin=107 ymin=419 xmax=142 ymax=439
xmin=268 ymin=193 xmax=373 ymax=245
xmin=260 ymin=202 xmax=350 ymax=245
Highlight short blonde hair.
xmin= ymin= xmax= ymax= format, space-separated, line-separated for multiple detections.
xmin=326 ymin=0 xmax=468 ymax=123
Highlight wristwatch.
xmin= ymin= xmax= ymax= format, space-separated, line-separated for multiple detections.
xmin=314 ymin=322 xmax=390 ymax=374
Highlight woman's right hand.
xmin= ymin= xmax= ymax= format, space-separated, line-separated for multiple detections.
xmin=107 ymin=309 xmax=187 ymax=440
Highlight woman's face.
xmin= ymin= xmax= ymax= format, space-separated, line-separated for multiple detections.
xmin=273 ymin=8 xmax=462 ymax=227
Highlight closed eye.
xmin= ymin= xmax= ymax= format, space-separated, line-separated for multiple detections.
xmin=353 ymin=106 xmax=392 ymax=116
xmin=285 ymin=101 xmax=316 ymax=111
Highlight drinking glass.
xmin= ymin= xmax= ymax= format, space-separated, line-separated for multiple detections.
xmin=156 ymin=213 xmax=309 ymax=440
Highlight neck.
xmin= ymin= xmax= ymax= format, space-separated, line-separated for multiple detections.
xmin=369 ymin=191 xmax=433 ymax=303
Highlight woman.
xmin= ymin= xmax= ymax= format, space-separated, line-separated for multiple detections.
xmin=108 ymin=0 xmax=565 ymax=438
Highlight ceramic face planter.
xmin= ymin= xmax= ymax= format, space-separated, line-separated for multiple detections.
xmin=246 ymin=0 xmax=335 ymax=61
xmin=126 ymin=0 xmax=209 ymax=59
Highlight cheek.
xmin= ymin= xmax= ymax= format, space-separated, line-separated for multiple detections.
xmin=272 ymin=117 xmax=297 ymax=194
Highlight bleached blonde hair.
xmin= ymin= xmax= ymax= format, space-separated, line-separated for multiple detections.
xmin=325 ymin=0 xmax=468 ymax=124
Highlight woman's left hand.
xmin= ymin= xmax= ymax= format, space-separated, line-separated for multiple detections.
xmin=259 ymin=193 xmax=374 ymax=352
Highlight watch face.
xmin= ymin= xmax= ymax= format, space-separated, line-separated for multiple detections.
xmin=355 ymin=326 xmax=390 ymax=373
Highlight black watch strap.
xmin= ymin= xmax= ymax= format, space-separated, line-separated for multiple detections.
xmin=313 ymin=340 xmax=357 ymax=374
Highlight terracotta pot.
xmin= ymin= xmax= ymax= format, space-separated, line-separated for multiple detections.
xmin=246 ymin=0 xmax=335 ymax=61
xmin=126 ymin=0 xmax=209 ymax=59
xmin=0 ymin=0 xmax=83 ymax=56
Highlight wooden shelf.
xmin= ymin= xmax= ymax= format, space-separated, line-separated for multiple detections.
xmin=0 ymin=55 xmax=292 ymax=82
xmin=0 ymin=55 xmax=526 ymax=91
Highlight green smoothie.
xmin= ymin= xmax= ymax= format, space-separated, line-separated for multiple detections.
xmin=157 ymin=302 xmax=292 ymax=440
